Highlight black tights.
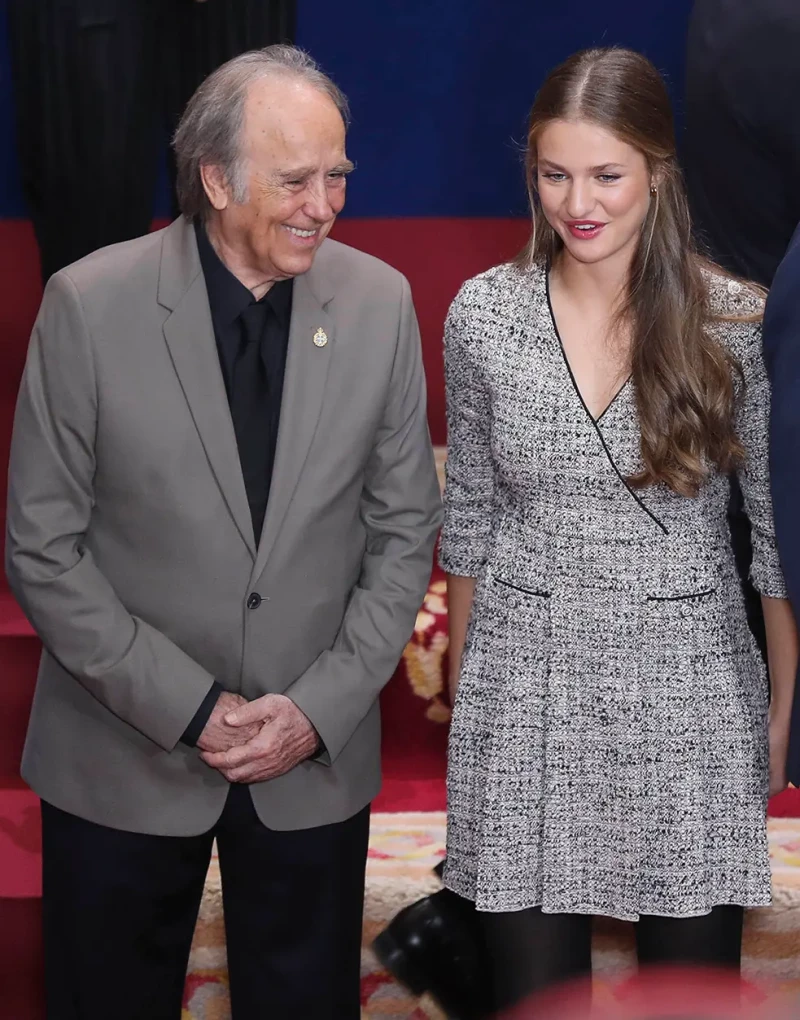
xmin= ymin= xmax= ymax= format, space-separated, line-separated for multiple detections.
xmin=481 ymin=905 xmax=744 ymax=1013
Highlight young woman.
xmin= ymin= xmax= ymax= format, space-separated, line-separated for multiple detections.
xmin=440 ymin=47 xmax=797 ymax=1011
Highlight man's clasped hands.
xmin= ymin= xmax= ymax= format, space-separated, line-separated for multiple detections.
xmin=198 ymin=692 xmax=320 ymax=783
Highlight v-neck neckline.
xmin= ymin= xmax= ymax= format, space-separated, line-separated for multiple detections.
xmin=540 ymin=264 xmax=667 ymax=535
xmin=544 ymin=266 xmax=632 ymax=426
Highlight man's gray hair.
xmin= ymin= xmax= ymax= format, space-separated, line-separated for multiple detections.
xmin=172 ymin=44 xmax=350 ymax=221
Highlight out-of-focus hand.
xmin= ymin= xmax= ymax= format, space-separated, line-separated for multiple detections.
xmin=196 ymin=692 xmax=262 ymax=755
xmin=768 ymin=711 xmax=790 ymax=798
xmin=200 ymin=693 xmax=319 ymax=783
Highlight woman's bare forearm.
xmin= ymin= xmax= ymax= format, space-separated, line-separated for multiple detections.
xmin=446 ymin=574 xmax=477 ymax=702
xmin=762 ymin=596 xmax=798 ymax=721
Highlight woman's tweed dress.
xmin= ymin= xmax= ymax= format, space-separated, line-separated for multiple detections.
xmin=439 ymin=260 xmax=786 ymax=921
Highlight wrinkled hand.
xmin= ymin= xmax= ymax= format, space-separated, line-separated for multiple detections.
xmin=196 ymin=692 xmax=263 ymax=755
xmin=769 ymin=712 xmax=790 ymax=798
xmin=200 ymin=694 xmax=320 ymax=783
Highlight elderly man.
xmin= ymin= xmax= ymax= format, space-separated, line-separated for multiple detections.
xmin=6 ymin=45 xmax=441 ymax=1020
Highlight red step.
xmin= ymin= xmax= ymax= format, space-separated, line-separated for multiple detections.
xmin=0 ymin=897 xmax=44 ymax=1020
xmin=0 ymin=788 xmax=41 ymax=898
xmin=0 ymin=631 xmax=40 ymax=786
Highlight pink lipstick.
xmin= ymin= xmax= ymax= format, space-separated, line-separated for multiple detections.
xmin=565 ymin=220 xmax=606 ymax=240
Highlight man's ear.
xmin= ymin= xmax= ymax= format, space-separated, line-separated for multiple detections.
xmin=200 ymin=164 xmax=230 ymax=212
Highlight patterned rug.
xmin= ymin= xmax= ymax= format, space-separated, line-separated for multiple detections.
xmin=183 ymin=813 xmax=800 ymax=1020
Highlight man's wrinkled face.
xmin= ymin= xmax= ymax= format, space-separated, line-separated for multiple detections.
xmin=203 ymin=77 xmax=352 ymax=283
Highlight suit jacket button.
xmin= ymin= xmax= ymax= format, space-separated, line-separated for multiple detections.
xmin=247 ymin=593 xmax=262 ymax=610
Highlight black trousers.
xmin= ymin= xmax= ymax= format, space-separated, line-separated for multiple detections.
xmin=41 ymin=786 xmax=370 ymax=1020
xmin=7 ymin=0 xmax=295 ymax=283
xmin=482 ymin=904 xmax=744 ymax=1013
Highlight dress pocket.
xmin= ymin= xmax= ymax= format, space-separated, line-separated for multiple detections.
xmin=646 ymin=588 xmax=716 ymax=603
xmin=454 ymin=571 xmax=552 ymax=718
xmin=493 ymin=576 xmax=551 ymax=600
xmin=640 ymin=584 xmax=767 ymax=793
xmin=490 ymin=574 xmax=552 ymax=689
xmin=643 ymin=585 xmax=728 ymax=657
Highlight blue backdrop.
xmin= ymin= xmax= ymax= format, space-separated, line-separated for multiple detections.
xmin=0 ymin=0 xmax=694 ymax=221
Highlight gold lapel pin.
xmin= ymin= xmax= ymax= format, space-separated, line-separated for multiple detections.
xmin=313 ymin=327 xmax=328 ymax=348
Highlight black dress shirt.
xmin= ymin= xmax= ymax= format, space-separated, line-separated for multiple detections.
xmin=181 ymin=220 xmax=293 ymax=746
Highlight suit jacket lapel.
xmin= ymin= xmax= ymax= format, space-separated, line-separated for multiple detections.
xmin=253 ymin=267 xmax=335 ymax=579
xmin=158 ymin=219 xmax=256 ymax=559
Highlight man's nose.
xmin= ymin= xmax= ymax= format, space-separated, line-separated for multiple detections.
xmin=304 ymin=178 xmax=335 ymax=222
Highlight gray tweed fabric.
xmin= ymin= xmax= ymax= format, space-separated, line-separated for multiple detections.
xmin=440 ymin=260 xmax=786 ymax=920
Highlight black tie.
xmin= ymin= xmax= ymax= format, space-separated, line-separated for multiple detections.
xmin=231 ymin=302 xmax=272 ymax=543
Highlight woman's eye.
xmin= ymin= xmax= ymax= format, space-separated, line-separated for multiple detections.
xmin=597 ymin=174 xmax=621 ymax=183
xmin=542 ymin=172 xmax=567 ymax=182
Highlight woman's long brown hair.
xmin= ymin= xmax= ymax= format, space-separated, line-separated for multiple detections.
xmin=517 ymin=47 xmax=747 ymax=497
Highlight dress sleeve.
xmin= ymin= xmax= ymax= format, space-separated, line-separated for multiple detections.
xmin=735 ymin=320 xmax=788 ymax=599
xmin=438 ymin=281 xmax=496 ymax=577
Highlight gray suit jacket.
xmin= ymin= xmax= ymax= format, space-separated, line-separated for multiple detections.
xmin=6 ymin=217 xmax=442 ymax=835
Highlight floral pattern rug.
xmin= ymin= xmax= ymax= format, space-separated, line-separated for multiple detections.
xmin=183 ymin=814 xmax=800 ymax=1020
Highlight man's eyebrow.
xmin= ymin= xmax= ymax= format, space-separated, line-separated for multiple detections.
xmin=275 ymin=160 xmax=355 ymax=182
xmin=275 ymin=166 xmax=316 ymax=182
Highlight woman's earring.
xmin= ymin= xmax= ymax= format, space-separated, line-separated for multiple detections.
xmin=650 ymin=184 xmax=658 ymax=196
